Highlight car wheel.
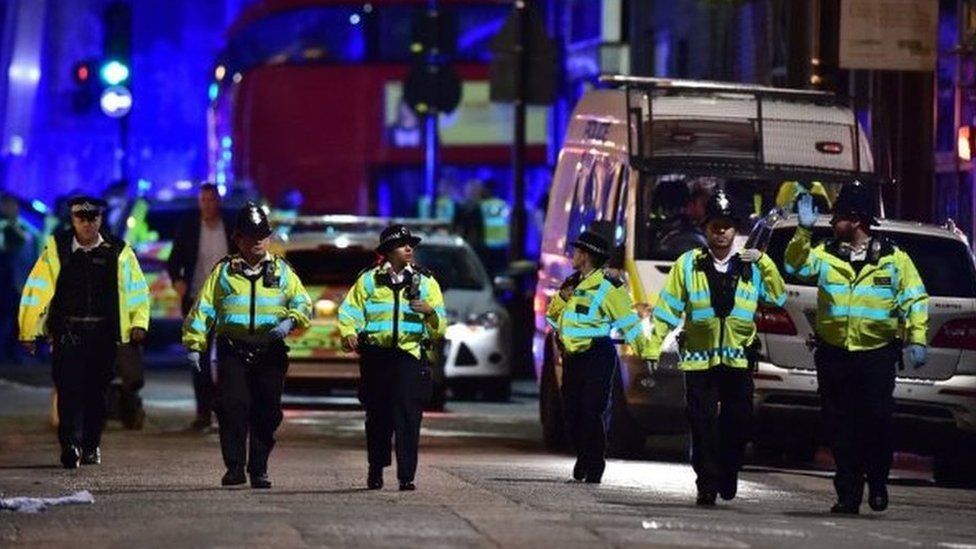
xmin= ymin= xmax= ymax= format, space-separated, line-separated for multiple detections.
xmin=540 ymin=337 xmax=568 ymax=452
xmin=608 ymin=366 xmax=646 ymax=459
xmin=483 ymin=376 xmax=511 ymax=402
xmin=933 ymin=440 xmax=976 ymax=488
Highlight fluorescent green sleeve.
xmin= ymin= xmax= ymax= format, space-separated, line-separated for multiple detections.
xmin=338 ymin=273 xmax=368 ymax=338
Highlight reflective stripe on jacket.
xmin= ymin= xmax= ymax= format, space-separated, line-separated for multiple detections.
xmin=182 ymin=255 xmax=312 ymax=352
xmin=647 ymin=248 xmax=787 ymax=370
xmin=18 ymin=234 xmax=150 ymax=343
xmin=546 ymin=269 xmax=651 ymax=357
xmin=784 ymin=226 xmax=928 ymax=350
xmin=337 ymin=266 xmax=447 ymax=359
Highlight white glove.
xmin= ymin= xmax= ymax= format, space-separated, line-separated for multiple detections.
xmin=187 ymin=351 xmax=201 ymax=372
xmin=739 ymin=248 xmax=763 ymax=263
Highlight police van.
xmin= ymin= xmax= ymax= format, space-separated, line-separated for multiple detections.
xmin=535 ymin=76 xmax=877 ymax=455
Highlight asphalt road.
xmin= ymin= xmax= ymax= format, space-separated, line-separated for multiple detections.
xmin=1 ymin=366 xmax=975 ymax=548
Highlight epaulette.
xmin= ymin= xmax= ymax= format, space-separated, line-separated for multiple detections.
xmin=602 ymin=268 xmax=626 ymax=287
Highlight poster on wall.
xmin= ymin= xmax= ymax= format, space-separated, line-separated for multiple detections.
xmin=839 ymin=0 xmax=938 ymax=71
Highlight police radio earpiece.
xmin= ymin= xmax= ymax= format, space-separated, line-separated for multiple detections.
xmin=407 ymin=270 xmax=422 ymax=301
xmin=262 ymin=262 xmax=280 ymax=288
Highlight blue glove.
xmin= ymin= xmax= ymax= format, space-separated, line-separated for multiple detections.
xmin=186 ymin=351 xmax=201 ymax=372
xmin=269 ymin=318 xmax=295 ymax=340
xmin=796 ymin=193 xmax=818 ymax=229
xmin=909 ymin=344 xmax=927 ymax=368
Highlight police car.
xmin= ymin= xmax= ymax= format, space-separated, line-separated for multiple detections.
xmin=272 ymin=216 xmax=513 ymax=407
xmin=753 ymin=216 xmax=976 ymax=486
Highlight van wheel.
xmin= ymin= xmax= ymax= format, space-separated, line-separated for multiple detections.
xmin=934 ymin=442 xmax=976 ymax=488
xmin=608 ymin=366 xmax=646 ymax=459
xmin=540 ymin=339 xmax=568 ymax=452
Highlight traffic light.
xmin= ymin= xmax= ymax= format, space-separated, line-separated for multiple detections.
xmin=410 ymin=8 xmax=458 ymax=57
xmin=70 ymin=59 xmax=98 ymax=114
xmin=99 ymin=2 xmax=132 ymax=117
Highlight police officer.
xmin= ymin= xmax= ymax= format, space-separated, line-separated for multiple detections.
xmin=788 ymin=184 xmax=928 ymax=514
xmin=546 ymin=229 xmax=652 ymax=484
xmin=182 ymin=203 xmax=311 ymax=489
xmin=338 ymin=224 xmax=446 ymax=491
xmin=18 ymin=196 xmax=150 ymax=469
xmin=647 ymin=190 xmax=786 ymax=506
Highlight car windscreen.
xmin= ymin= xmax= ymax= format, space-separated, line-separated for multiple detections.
xmin=285 ymin=246 xmax=377 ymax=286
xmin=765 ymin=227 xmax=976 ymax=298
xmin=415 ymin=245 xmax=486 ymax=291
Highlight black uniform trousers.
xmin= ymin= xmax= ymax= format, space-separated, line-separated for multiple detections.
xmin=52 ymin=322 xmax=117 ymax=451
xmin=684 ymin=365 xmax=754 ymax=494
xmin=359 ymin=345 xmax=424 ymax=483
xmin=183 ymin=296 xmax=216 ymax=422
xmin=561 ymin=337 xmax=617 ymax=480
xmin=815 ymin=342 xmax=897 ymax=506
xmin=214 ymin=337 xmax=288 ymax=475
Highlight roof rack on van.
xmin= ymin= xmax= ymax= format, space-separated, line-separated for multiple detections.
xmin=598 ymin=75 xmax=837 ymax=103
xmin=270 ymin=214 xmax=451 ymax=233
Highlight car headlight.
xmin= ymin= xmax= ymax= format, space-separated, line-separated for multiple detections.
xmin=314 ymin=299 xmax=338 ymax=318
xmin=466 ymin=311 xmax=500 ymax=329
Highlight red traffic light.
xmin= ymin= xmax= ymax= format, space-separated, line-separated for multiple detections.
xmin=72 ymin=61 xmax=93 ymax=84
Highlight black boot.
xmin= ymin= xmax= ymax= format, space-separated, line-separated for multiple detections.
xmin=572 ymin=460 xmax=585 ymax=481
xmin=399 ymin=481 xmax=416 ymax=491
xmin=221 ymin=467 xmax=246 ymax=486
xmin=367 ymin=466 xmax=383 ymax=490
xmin=868 ymin=485 xmax=888 ymax=512
xmin=60 ymin=446 xmax=80 ymax=469
xmin=719 ymin=472 xmax=737 ymax=501
xmin=830 ymin=501 xmax=860 ymax=515
xmin=696 ymin=491 xmax=717 ymax=506
xmin=250 ymin=473 xmax=272 ymax=489
xmin=80 ymin=447 xmax=101 ymax=465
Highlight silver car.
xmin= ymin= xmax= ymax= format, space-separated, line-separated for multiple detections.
xmin=274 ymin=218 xmax=512 ymax=406
xmin=753 ymin=216 xmax=976 ymax=486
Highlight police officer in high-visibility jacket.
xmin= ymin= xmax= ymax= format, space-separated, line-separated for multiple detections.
xmin=338 ymin=224 xmax=446 ymax=491
xmin=787 ymin=183 xmax=928 ymax=515
xmin=647 ymin=190 xmax=786 ymax=506
xmin=18 ymin=196 xmax=150 ymax=469
xmin=546 ymin=230 xmax=652 ymax=484
xmin=183 ymin=203 xmax=311 ymax=489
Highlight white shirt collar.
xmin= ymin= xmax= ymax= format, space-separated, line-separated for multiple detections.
xmin=71 ymin=233 xmax=105 ymax=253
xmin=242 ymin=253 xmax=273 ymax=275
xmin=381 ymin=262 xmax=413 ymax=284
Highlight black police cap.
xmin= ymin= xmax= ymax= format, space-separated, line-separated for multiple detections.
xmin=571 ymin=230 xmax=610 ymax=259
xmin=68 ymin=195 xmax=107 ymax=216
xmin=702 ymin=189 xmax=739 ymax=225
xmin=832 ymin=180 xmax=878 ymax=224
xmin=377 ymin=224 xmax=422 ymax=254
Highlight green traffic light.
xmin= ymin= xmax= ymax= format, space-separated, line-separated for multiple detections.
xmin=100 ymin=60 xmax=129 ymax=86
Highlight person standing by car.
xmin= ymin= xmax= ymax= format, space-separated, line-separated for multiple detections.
xmin=787 ymin=183 xmax=928 ymax=515
xmin=546 ymin=229 xmax=653 ymax=484
xmin=338 ymin=224 xmax=446 ymax=491
xmin=18 ymin=196 xmax=150 ymax=469
xmin=167 ymin=183 xmax=234 ymax=431
xmin=182 ymin=203 xmax=311 ymax=489
xmin=646 ymin=190 xmax=786 ymax=506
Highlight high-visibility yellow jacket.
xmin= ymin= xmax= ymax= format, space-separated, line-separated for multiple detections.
xmin=785 ymin=227 xmax=928 ymax=350
xmin=338 ymin=265 xmax=447 ymax=359
xmin=418 ymin=196 xmax=455 ymax=222
xmin=480 ymin=197 xmax=510 ymax=249
xmin=546 ymin=269 xmax=651 ymax=357
xmin=647 ymin=248 xmax=787 ymax=370
xmin=182 ymin=254 xmax=312 ymax=352
xmin=18 ymin=232 xmax=150 ymax=343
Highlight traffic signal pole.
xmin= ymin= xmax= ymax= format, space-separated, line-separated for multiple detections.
xmin=510 ymin=0 xmax=527 ymax=262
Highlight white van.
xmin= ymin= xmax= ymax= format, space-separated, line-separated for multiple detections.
xmin=534 ymin=76 xmax=876 ymax=455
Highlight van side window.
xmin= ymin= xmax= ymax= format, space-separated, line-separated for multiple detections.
xmin=564 ymin=155 xmax=613 ymax=255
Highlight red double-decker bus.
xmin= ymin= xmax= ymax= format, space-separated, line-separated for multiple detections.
xmin=209 ymin=0 xmax=549 ymax=216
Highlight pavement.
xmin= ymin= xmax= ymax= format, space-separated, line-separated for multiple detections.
xmin=1 ymin=363 xmax=976 ymax=548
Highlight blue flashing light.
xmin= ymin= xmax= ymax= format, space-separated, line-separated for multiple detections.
xmin=220 ymin=136 xmax=232 ymax=149
xmin=137 ymin=178 xmax=152 ymax=193
xmin=100 ymin=60 xmax=130 ymax=86
xmin=349 ymin=13 xmax=361 ymax=25
xmin=208 ymin=83 xmax=219 ymax=101
xmin=30 ymin=200 xmax=48 ymax=214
